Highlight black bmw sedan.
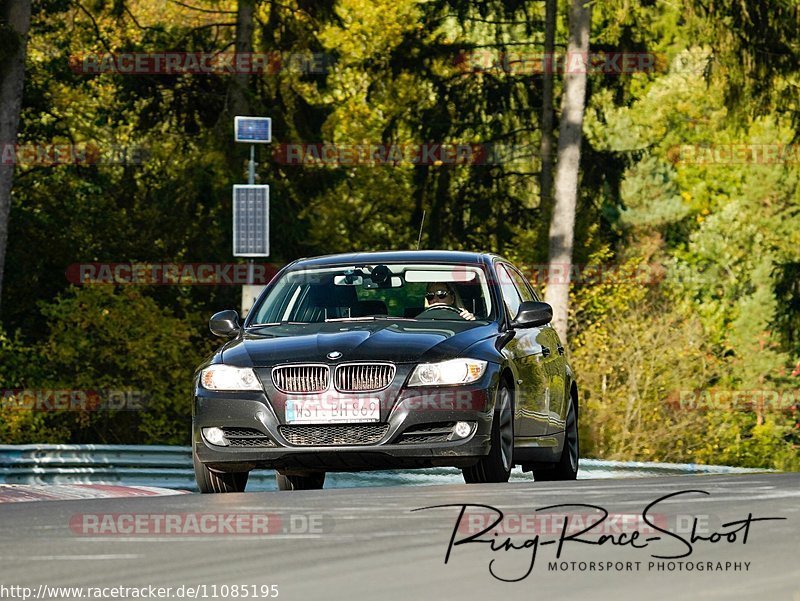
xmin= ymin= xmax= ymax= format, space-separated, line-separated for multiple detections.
xmin=193 ymin=251 xmax=579 ymax=492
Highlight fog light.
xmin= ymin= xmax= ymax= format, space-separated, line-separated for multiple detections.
xmin=454 ymin=421 xmax=473 ymax=439
xmin=203 ymin=427 xmax=229 ymax=446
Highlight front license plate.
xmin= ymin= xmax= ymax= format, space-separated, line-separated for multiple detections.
xmin=285 ymin=397 xmax=380 ymax=424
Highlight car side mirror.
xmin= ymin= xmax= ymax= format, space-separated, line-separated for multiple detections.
xmin=209 ymin=309 xmax=241 ymax=337
xmin=510 ymin=301 xmax=553 ymax=328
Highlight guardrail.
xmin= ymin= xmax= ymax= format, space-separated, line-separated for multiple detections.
xmin=0 ymin=445 xmax=199 ymax=490
xmin=0 ymin=445 xmax=766 ymax=491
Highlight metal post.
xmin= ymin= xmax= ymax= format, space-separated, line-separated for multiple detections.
xmin=247 ymin=144 xmax=255 ymax=288
xmin=248 ymin=144 xmax=255 ymax=185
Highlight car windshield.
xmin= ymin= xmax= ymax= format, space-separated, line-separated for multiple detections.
xmin=249 ymin=263 xmax=494 ymax=324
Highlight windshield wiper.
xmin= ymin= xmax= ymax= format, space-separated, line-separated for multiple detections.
xmin=325 ymin=316 xmax=377 ymax=322
xmin=248 ymin=321 xmax=310 ymax=327
xmin=325 ymin=316 xmax=417 ymax=322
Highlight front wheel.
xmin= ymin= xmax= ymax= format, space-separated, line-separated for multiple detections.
xmin=533 ymin=395 xmax=579 ymax=481
xmin=193 ymin=449 xmax=249 ymax=493
xmin=275 ymin=471 xmax=326 ymax=491
xmin=463 ymin=384 xmax=514 ymax=483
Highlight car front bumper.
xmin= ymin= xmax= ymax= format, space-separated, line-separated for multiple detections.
xmin=193 ymin=363 xmax=502 ymax=473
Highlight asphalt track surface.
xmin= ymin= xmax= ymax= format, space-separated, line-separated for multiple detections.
xmin=0 ymin=472 xmax=797 ymax=601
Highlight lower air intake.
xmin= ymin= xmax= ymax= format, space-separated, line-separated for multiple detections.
xmin=279 ymin=424 xmax=389 ymax=446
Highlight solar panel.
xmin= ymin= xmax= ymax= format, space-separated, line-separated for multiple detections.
xmin=233 ymin=185 xmax=270 ymax=257
xmin=234 ymin=116 xmax=272 ymax=143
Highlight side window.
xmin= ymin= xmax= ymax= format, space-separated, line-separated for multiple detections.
xmin=519 ymin=269 xmax=543 ymax=302
xmin=508 ymin=266 xmax=534 ymax=302
xmin=496 ymin=264 xmax=522 ymax=318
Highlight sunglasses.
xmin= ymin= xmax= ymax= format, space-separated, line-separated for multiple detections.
xmin=425 ymin=290 xmax=451 ymax=301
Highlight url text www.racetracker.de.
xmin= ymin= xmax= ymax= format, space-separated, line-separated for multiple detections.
xmin=547 ymin=561 xmax=750 ymax=572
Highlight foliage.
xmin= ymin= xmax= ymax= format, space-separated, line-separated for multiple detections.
xmin=41 ymin=285 xmax=200 ymax=443
xmin=1 ymin=286 xmax=200 ymax=444
xmin=0 ymin=0 xmax=798 ymax=468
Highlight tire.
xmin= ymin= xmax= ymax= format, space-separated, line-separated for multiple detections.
xmin=533 ymin=394 xmax=579 ymax=481
xmin=462 ymin=383 xmax=514 ymax=484
xmin=193 ymin=449 xmax=249 ymax=493
xmin=275 ymin=471 xmax=326 ymax=491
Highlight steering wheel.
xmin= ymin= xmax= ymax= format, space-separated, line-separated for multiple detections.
xmin=416 ymin=304 xmax=465 ymax=319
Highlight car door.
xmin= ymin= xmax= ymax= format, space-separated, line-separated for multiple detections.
xmin=494 ymin=262 xmax=549 ymax=438
xmin=507 ymin=265 xmax=568 ymax=435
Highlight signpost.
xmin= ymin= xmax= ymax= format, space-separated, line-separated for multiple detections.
xmin=234 ymin=117 xmax=272 ymax=317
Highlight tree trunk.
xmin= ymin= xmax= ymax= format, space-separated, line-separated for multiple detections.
xmin=0 ymin=0 xmax=32 ymax=319
xmin=545 ymin=0 xmax=591 ymax=342
xmin=538 ymin=0 xmax=556 ymax=248
xmin=226 ymin=0 xmax=255 ymax=118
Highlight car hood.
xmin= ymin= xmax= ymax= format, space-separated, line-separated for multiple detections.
xmin=221 ymin=320 xmax=499 ymax=366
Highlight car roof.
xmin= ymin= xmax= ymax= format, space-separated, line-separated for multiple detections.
xmin=288 ymin=250 xmax=506 ymax=269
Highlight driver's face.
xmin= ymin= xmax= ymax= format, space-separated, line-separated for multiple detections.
xmin=425 ymin=284 xmax=455 ymax=306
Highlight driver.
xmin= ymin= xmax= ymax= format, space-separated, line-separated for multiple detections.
xmin=424 ymin=282 xmax=476 ymax=320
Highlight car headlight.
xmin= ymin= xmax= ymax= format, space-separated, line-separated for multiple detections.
xmin=200 ymin=365 xmax=262 ymax=391
xmin=408 ymin=359 xmax=487 ymax=386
